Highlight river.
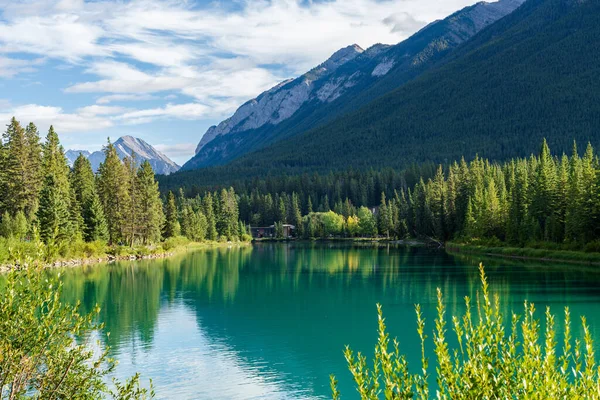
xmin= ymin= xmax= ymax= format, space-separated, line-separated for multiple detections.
xmin=55 ymin=242 xmax=600 ymax=399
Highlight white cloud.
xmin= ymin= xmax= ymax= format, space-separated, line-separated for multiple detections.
xmin=96 ymin=94 xmax=157 ymax=104
xmin=0 ymin=0 xmax=480 ymax=94
xmin=0 ymin=104 xmax=113 ymax=133
xmin=116 ymin=103 xmax=211 ymax=125
xmin=0 ymin=56 xmax=45 ymax=78
xmin=154 ymin=142 xmax=197 ymax=158
xmin=76 ymin=105 xmax=126 ymax=116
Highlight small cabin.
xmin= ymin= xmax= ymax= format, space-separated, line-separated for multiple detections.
xmin=250 ymin=224 xmax=296 ymax=239
xmin=251 ymin=226 xmax=275 ymax=238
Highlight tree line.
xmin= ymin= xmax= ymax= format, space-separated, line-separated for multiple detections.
xmin=0 ymin=117 xmax=246 ymax=260
xmin=229 ymin=140 xmax=600 ymax=248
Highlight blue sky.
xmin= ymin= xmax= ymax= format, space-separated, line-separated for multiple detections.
xmin=0 ymin=0 xmax=481 ymax=165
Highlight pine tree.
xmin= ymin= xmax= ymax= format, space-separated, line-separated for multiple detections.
xmin=24 ymin=122 xmax=43 ymax=218
xmin=96 ymin=139 xmax=129 ymax=244
xmin=83 ymin=193 xmax=109 ymax=242
xmin=2 ymin=118 xmax=29 ymax=214
xmin=203 ymin=192 xmax=217 ymax=241
xmin=377 ymin=192 xmax=390 ymax=238
xmin=38 ymin=126 xmax=74 ymax=243
xmin=137 ymin=160 xmax=164 ymax=244
xmin=431 ymin=166 xmax=447 ymax=240
xmin=123 ymin=155 xmax=141 ymax=246
xmin=291 ymin=193 xmax=303 ymax=237
xmin=71 ymin=154 xmax=96 ymax=210
xmin=37 ymin=174 xmax=71 ymax=245
xmin=580 ymin=143 xmax=597 ymax=242
xmin=530 ymin=139 xmax=557 ymax=239
xmin=565 ymin=142 xmax=582 ymax=242
xmin=163 ymin=191 xmax=180 ymax=239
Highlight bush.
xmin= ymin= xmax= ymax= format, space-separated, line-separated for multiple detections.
xmin=161 ymin=236 xmax=190 ymax=251
xmin=0 ymin=266 xmax=153 ymax=398
xmin=584 ymin=241 xmax=600 ymax=253
xmin=82 ymin=240 xmax=107 ymax=258
xmin=331 ymin=264 xmax=600 ymax=399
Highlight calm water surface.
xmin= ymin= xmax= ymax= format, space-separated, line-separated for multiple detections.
xmin=56 ymin=243 xmax=600 ymax=399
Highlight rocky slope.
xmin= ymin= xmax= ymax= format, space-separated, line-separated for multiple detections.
xmin=182 ymin=0 xmax=525 ymax=171
xmin=67 ymin=136 xmax=180 ymax=175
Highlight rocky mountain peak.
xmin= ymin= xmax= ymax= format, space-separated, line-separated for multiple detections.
xmin=321 ymin=44 xmax=365 ymax=71
xmin=67 ymin=136 xmax=180 ymax=175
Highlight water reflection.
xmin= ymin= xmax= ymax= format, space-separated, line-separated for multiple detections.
xmin=53 ymin=243 xmax=600 ymax=399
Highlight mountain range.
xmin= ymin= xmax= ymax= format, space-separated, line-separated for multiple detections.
xmin=67 ymin=136 xmax=180 ymax=175
xmin=160 ymin=0 xmax=600 ymax=192
xmin=181 ymin=0 xmax=525 ymax=171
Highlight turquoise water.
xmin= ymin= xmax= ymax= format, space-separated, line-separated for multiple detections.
xmin=57 ymin=243 xmax=600 ymax=399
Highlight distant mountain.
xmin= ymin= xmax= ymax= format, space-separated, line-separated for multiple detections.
xmin=65 ymin=149 xmax=91 ymax=166
xmin=181 ymin=0 xmax=524 ymax=171
xmin=67 ymin=136 xmax=180 ymax=175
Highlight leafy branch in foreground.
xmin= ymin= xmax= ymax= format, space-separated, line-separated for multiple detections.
xmin=0 ymin=266 xmax=154 ymax=399
xmin=332 ymin=263 xmax=600 ymax=399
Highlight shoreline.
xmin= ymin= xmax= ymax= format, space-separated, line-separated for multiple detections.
xmin=446 ymin=242 xmax=600 ymax=266
xmin=0 ymin=240 xmax=251 ymax=273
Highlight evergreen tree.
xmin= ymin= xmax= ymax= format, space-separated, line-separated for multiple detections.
xmin=83 ymin=193 xmax=109 ymax=242
xmin=530 ymin=139 xmax=557 ymax=239
xmin=203 ymin=193 xmax=217 ymax=241
xmin=163 ymin=191 xmax=180 ymax=238
xmin=24 ymin=122 xmax=43 ymax=217
xmin=38 ymin=126 xmax=74 ymax=243
xmin=2 ymin=118 xmax=29 ymax=214
xmin=137 ymin=160 xmax=164 ymax=244
xmin=37 ymin=174 xmax=71 ymax=245
xmin=291 ymin=193 xmax=303 ymax=237
xmin=123 ymin=155 xmax=141 ymax=246
xmin=377 ymin=192 xmax=391 ymax=238
xmin=96 ymin=140 xmax=129 ymax=244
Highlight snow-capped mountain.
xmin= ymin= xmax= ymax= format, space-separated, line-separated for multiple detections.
xmin=67 ymin=136 xmax=180 ymax=175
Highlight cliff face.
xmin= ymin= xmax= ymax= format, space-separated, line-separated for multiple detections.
xmin=194 ymin=44 xmax=366 ymax=155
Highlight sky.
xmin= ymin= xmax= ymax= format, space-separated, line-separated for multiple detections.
xmin=0 ymin=0 xmax=483 ymax=165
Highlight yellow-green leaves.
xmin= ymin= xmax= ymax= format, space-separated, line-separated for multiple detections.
xmin=332 ymin=263 xmax=600 ymax=399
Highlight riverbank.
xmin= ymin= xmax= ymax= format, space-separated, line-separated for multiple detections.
xmin=447 ymin=241 xmax=600 ymax=266
xmin=252 ymin=237 xmax=427 ymax=246
xmin=0 ymin=238 xmax=251 ymax=273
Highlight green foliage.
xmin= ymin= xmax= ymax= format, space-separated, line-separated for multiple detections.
xmin=332 ymin=264 xmax=600 ymax=399
xmin=161 ymin=236 xmax=191 ymax=251
xmin=163 ymin=191 xmax=180 ymax=239
xmin=0 ymin=266 xmax=153 ymax=399
xmin=135 ymin=161 xmax=165 ymax=245
xmin=97 ymin=140 xmax=130 ymax=244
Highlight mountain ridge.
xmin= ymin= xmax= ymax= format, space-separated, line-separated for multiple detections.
xmin=67 ymin=136 xmax=180 ymax=175
xmin=182 ymin=0 xmax=525 ymax=171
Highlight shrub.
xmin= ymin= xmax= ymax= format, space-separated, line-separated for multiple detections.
xmin=331 ymin=264 xmax=600 ymax=399
xmin=162 ymin=236 xmax=190 ymax=251
xmin=0 ymin=266 xmax=153 ymax=398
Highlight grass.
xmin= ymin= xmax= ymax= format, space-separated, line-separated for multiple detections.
xmin=447 ymin=241 xmax=600 ymax=265
xmin=0 ymin=236 xmax=251 ymax=270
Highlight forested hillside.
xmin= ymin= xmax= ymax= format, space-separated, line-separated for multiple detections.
xmin=183 ymin=0 xmax=523 ymax=170
xmin=164 ymin=0 xmax=600 ymax=190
